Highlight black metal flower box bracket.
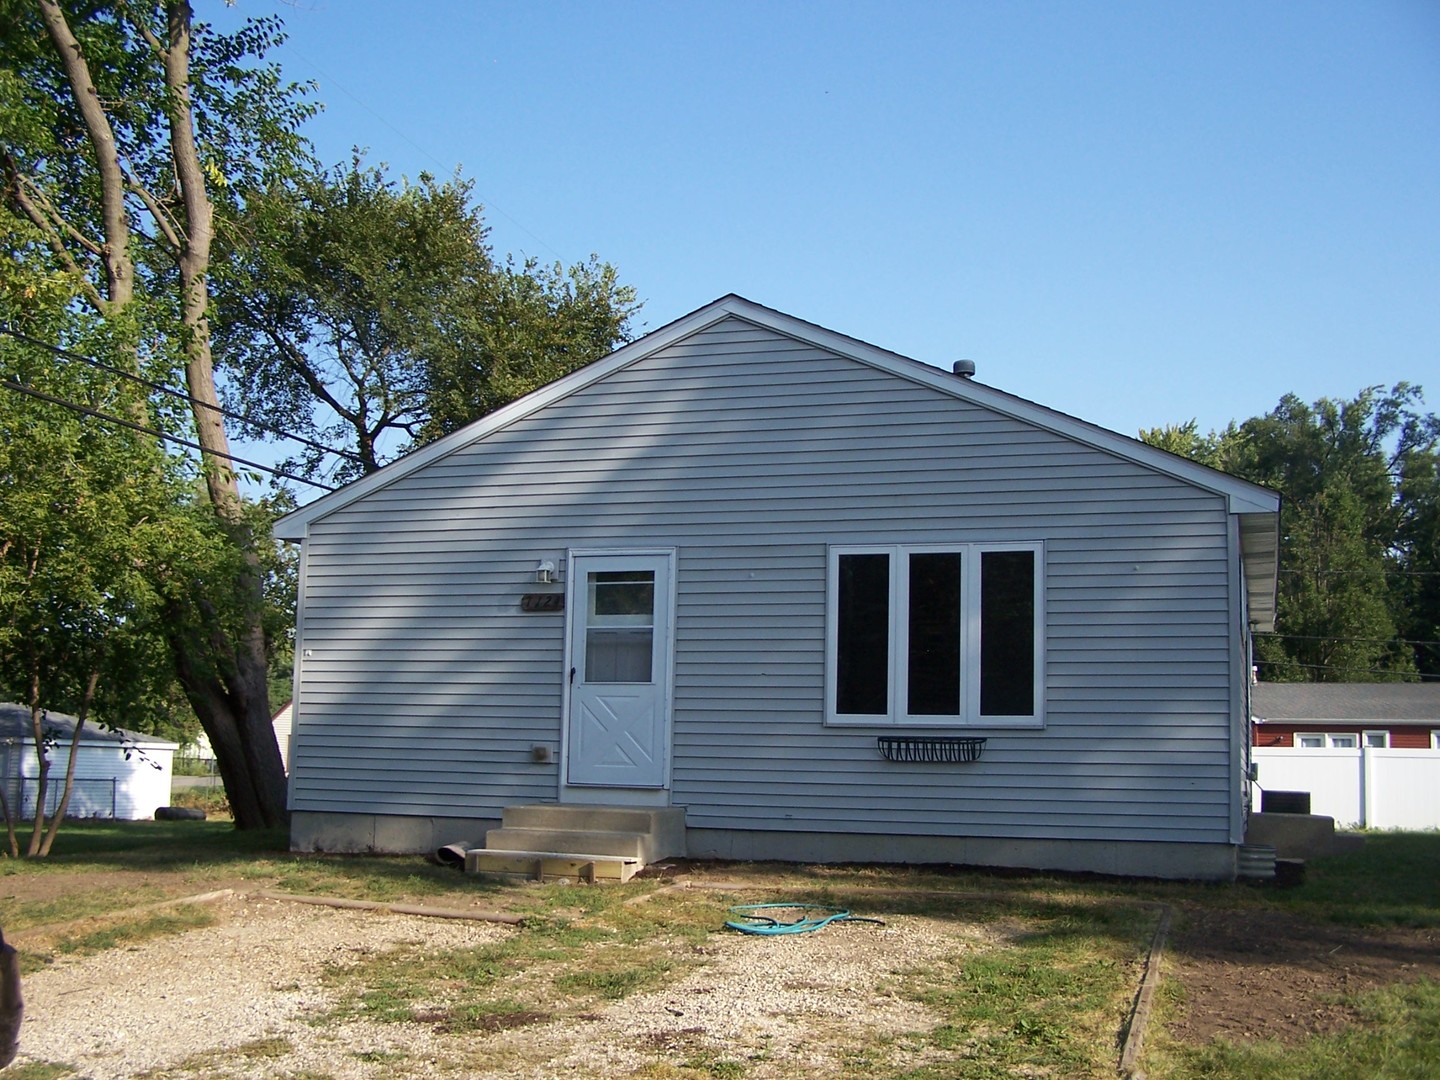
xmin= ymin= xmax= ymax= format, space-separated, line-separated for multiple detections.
xmin=876 ymin=736 xmax=987 ymax=763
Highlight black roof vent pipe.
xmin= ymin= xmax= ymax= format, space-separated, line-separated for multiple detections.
xmin=952 ymin=359 xmax=976 ymax=379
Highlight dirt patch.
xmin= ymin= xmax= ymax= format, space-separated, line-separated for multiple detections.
xmin=1165 ymin=905 xmax=1440 ymax=1045
xmin=417 ymin=1008 xmax=550 ymax=1035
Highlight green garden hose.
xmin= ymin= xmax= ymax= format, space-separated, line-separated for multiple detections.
xmin=724 ymin=902 xmax=885 ymax=936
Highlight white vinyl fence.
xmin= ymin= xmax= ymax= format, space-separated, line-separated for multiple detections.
xmin=1251 ymin=747 xmax=1440 ymax=830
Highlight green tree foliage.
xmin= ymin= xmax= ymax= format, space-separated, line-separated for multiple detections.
xmin=215 ymin=159 xmax=639 ymax=483
xmin=1143 ymin=385 xmax=1440 ymax=680
xmin=420 ymin=251 xmax=640 ymax=441
xmin=0 ymin=286 xmax=213 ymax=852
xmin=1 ymin=0 xmax=315 ymax=828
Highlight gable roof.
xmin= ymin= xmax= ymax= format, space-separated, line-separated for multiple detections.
xmin=275 ymin=294 xmax=1281 ymax=627
xmin=0 ymin=702 xmax=179 ymax=749
xmin=1253 ymin=683 xmax=1440 ymax=723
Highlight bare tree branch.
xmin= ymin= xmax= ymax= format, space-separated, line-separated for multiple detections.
xmin=125 ymin=173 xmax=183 ymax=253
xmin=16 ymin=172 xmax=105 ymax=257
xmin=4 ymin=159 xmax=107 ymax=311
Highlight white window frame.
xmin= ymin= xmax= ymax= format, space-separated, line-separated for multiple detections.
xmin=1432 ymin=730 xmax=1440 ymax=750
xmin=825 ymin=541 xmax=1044 ymax=729
xmin=1362 ymin=729 xmax=1389 ymax=749
xmin=1295 ymin=731 xmax=1359 ymax=749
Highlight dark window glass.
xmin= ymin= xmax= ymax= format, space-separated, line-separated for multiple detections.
xmin=836 ymin=553 xmax=890 ymax=714
xmin=980 ymin=550 xmax=1035 ymax=716
xmin=591 ymin=570 xmax=654 ymax=616
xmin=585 ymin=570 xmax=654 ymax=682
xmin=907 ymin=552 xmax=962 ymax=715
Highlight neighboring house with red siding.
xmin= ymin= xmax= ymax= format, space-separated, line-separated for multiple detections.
xmin=1252 ymin=683 xmax=1440 ymax=751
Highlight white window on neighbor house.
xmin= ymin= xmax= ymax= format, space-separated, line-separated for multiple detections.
xmin=1296 ymin=732 xmax=1358 ymax=748
xmin=826 ymin=542 xmax=1043 ymax=727
xmin=1433 ymin=730 xmax=1440 ymax=750
xmin=1363 ymin=730 xmax=1390 ymax=748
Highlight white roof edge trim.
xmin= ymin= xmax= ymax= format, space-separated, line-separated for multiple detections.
xmin=274 ymin=293 xmax=1279 ymax=539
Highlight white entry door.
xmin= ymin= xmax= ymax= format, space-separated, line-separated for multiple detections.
xmin=565 ymin=552 xmax=674 ymax=788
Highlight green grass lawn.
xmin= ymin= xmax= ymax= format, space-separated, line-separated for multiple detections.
xmin=2 ymin=821 xmax=1436 ymax=1079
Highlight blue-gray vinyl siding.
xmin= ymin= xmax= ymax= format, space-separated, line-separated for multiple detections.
xmin=290 ymin=316 xmax=1239 ymax=842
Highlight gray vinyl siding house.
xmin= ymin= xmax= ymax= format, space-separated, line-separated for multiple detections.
xmin=276 ymin=295 xmax=1280 ymax=880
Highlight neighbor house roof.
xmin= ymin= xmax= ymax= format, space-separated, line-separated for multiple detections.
xmin=1252 ymin=683 xmax=1440 ymax=724
xmin=0 ymin=702 xmax=179 ymax=749
xmin=274 ymin=294 xmax=1281 ymax=628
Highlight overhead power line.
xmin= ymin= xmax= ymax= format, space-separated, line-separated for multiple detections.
xmin=1279 ymin=568 xmax=1440 ymax=578
xmin=0 ymin=325 xmax=363 ymax=464
xmin=0 ymin=377 xmax=335 ymax=491
xmin=1253 ymin=658 xmax=1435 ymax=679
xmin=1259 ymin=632 xmax=1440 ymax=648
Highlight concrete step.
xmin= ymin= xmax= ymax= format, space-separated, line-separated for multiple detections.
xmin=496 ymin=804 xmax=687 ymax=863
xmin=501 ymin=804 xmax=684 ymax=836
xmin=484 ymin=826 xmax=646 ymax=860
xmin=465 ymin=848 xmax=640 ymax=884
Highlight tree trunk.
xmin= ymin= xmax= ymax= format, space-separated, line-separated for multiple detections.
xmin=36 ymin=0 xmax=133 ymax=315
xmin=164 ymin=602 xmax=286 ymax=829
xmin=38 ymin=671 xmax=99 ymax=856
xmin=25 ymin=665 xmax=48 ymax=857
xmin=162 ymin=0 xmax=287 ymax=828
xmin=30 ymin=0 xmax=288 ymax=831
xmin=0 ymin=784 xmax=18 ymax=859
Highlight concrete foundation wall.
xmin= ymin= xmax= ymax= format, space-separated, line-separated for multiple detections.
xmin=294 ymin=810 xmax=1239 ymax=881
xmin=690 ymin=828 xmax=1238 ymax=881
xmin=292 ymin=810 xmax=502 ymax=856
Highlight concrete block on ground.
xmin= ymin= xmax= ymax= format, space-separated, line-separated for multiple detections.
xmin=1245 ymin=812 xmax=1342 ymax=859
xmin=465 ymin=848 xmax=639 ymax=883
xmin=484 ymin=827 xmax=646 ymax=860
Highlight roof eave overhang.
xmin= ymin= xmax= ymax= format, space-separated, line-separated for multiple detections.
xmin=1238 ymin=511 xmax=1281 ymax=634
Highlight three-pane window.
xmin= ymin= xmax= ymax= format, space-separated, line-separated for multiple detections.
xmin=828 ymin=543 xmax=1043 ymax=726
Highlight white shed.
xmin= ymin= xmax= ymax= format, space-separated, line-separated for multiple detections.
xmin=275 ymin=296 xmax=1280 ymax=880
xmin=0 ymin=703 xmax=178 ymax=821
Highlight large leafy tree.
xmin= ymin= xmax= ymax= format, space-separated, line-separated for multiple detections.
xmin=1 ymin=0 xmax=314 ymax=827
xmin=0 ymin=237 xmax=212 ymax=853
xmin=215 ymin=159 xmax=639 ymax=484
xmin=1143 ymin=385 xmax=1440 ymax=681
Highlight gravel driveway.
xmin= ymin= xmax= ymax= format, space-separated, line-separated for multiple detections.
xmin=16 ymin=891 xmax=980 ymax=1079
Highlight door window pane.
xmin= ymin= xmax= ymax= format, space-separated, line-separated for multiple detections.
xmin=836 ymin=553 xmax=890 ymax=715
xmin=590 ymin=570 xmax=654 ymax=619
xmin=586 ymin=570 xmax=654 ymax=682
xmin=980 ymin=550 xmax=1035 ymax=716
xmin=907 ymin=552 xmax=962 ymax=716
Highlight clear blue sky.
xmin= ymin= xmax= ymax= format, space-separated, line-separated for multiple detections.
xmin=217 ymin=0 xmax=1439 ymax=447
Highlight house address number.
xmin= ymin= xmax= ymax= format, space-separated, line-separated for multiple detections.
xmin=520 ymin=593 xmax=564 ymax=612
